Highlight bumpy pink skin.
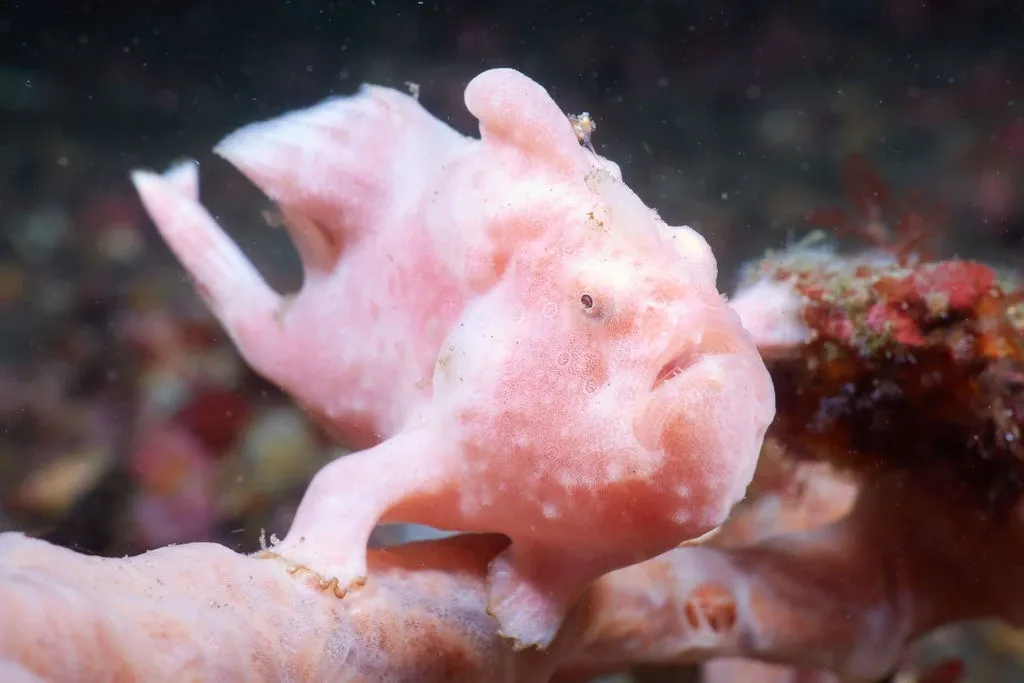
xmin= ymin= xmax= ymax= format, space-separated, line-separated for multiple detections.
xmin=131 ymin=67 xmax=774 ymax=648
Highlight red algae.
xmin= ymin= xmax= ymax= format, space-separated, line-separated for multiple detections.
xmin=743 ymin=156 xmax=1024 ymax=514
xmin=804 ymin=153 xmax=948 ymax=265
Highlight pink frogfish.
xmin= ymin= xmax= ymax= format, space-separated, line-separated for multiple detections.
xmin=131 ymin=67 xmax=775 ymax=649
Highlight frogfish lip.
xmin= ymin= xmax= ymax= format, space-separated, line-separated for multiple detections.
xmin=652 ymin=351 xmax=696 ymax=391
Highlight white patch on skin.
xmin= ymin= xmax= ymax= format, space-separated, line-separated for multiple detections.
xmin=576 ymin=255 xmax=645 ymax=295
xmin=583 ymin=382 xmax=618 ymax=421
xmin=604 ymin=460 xmax=624 ymax=482
xmin=703 ymin=363 xmax=727 ymax=390
xmin=541 ymin=502 xmax=559 ymax=520
xmin=557 ymin=472 xmax=578 ymax=489
xmin=671 ymin=507 xmax=692 ymax=525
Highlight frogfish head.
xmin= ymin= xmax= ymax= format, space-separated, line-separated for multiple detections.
xmin=429 ymin=67 xmax=774 ymax=536
xmin=546 ymin=167 xmax=776 ymax=527
xmin=431 ymin=149 xmax=773 ymax=537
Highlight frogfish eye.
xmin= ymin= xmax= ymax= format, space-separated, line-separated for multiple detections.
xmin=580 ymin=293 xmax=594 ymax=309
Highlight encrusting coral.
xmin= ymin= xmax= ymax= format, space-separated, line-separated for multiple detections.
xmin=2 ymin=71 xmax=1023 ymax=683
xmin=718 ymin=156 xmax=1024 ymax=682
xmin=731 ymin=154 xmax=1024 ymax=514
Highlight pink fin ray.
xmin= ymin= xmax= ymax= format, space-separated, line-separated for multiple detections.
xmin=213 ymin=85 xmax=468 ymax=272
xmin=130 ymin=164 xmax=285 ymax=374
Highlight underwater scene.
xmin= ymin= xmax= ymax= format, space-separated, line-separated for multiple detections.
xmin=1 ymin=2 xmax=1023 ymax=681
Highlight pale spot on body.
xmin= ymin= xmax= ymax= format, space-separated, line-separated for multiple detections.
xmin=604 ymin=460 xmax=624 ymax=482
xmin=671 ymin=507 xmax=693 ymax=525
xmin=704 ymin=366 xmax=726 ymax=389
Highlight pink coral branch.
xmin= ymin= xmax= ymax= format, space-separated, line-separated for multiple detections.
xmin=0 ymin=533 xmax=578 ymax=682
xmin=575 ymin=495 xmax=907 ymax=680
xmin=571 ymin=473 xmax=1024 ymax=682
xmin=4 ymin=470 xmax=1023 ymax=681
